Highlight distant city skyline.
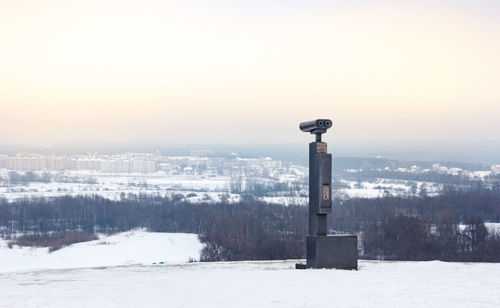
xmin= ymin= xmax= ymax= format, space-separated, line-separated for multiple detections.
xmin=1 ymin=1 xmax=499 ymax=148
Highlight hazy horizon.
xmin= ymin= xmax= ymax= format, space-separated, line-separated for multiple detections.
xmin=1 ymin=139 xmax=499 ymax=165
xmin=1 ymin=1 xmax=499 ymax=154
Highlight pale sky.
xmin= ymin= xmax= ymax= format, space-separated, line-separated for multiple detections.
xmin=1 ymin=0 xmax=499 ymax=145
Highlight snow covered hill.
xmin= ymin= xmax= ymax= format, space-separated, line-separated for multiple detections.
xmin=1 ymin=230 xmax=499 ymax=307
xmin=1 ymin=260 xmax=499 ymax=307
xmin=0 ymin=229 xmax=203 ymax=273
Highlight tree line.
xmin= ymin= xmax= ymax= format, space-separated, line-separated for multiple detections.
xmin=0 ymin=190 xmax=499 ymax=262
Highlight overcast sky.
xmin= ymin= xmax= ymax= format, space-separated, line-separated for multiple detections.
xmin=1 ymin=0 xmax=499 ymax=147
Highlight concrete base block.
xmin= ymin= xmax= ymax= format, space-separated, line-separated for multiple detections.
xmin=306 ymin=235 xmax=358 ymax=270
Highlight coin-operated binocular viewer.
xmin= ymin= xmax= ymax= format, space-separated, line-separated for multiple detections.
xmin=297 ymin=119 xmax=358 ymax=270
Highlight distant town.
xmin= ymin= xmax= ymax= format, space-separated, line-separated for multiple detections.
xmin=0 ymin=152 xmax=498 ymax=203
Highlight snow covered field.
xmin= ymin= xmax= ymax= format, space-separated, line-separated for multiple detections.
xmin=0 ymin=229 xmax=203 ymax=273
xmin=0 ymin=170 xmax=241 ymax=203
xmin=1 ymin=230 xmax=499 ymax=307
xmin=1 ymin=260 xmax=499 ymax=307
xmin=0 ymin=169 xmax=442 ymax=204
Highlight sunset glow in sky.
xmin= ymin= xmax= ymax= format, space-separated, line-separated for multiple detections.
xmin=1 ymin=0 xmax=499 ymax=145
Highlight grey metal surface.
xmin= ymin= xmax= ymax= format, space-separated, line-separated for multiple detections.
xmin=299 ymin=119 xmax=358 ymax=270
xmin=306 ymin=235 xmax=358 ymax=270
xmin=308 ymin=142 xmax=332 ymax=235
xmin=299 ymin=119 xmax=333 ymax=135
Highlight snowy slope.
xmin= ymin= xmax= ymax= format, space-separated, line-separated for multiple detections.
xmin=0 ymin=229 xmax=203 ymax=273
xmin=1 ymin=230 xmax=499 ymax=307
xmin=1 ymin=260 xmax=499 ymax=307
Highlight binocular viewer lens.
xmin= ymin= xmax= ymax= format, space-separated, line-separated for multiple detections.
xmin=299 ymin=119 xmax=333 ymax=133
xmin=317 ymin=120 xmax=332 ymax=127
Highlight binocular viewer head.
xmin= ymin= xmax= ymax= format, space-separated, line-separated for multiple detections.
xmin=299 ymin=119 xmax=333 ymax=134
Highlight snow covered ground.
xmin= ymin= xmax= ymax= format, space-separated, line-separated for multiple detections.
xmin=485 ymin=222 xmax=500 ymax=233
xmin=1 ymin=230 xmax=499 ymax=307
xmin=339 ymin=179 xmax=441 ymax=199
xmin=459 ymin=222 xmax=500 ymax=234
xmin=0 ymin=169 xmax=442 ymax=203
xmin=0 ymin=170 xmax=240 ymax=203
xmin=0 ymin=229 xmax=203 ymax=273
xmin=1 ymin=260 xmax=499 ymax=307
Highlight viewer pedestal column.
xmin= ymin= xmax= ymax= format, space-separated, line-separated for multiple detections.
xmin=297 ymin=119 xmax=358 ymax=270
